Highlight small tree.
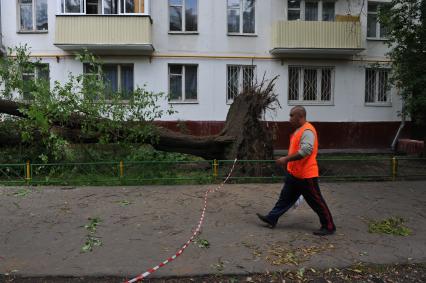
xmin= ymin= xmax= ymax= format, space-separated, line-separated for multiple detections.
xmin=380 ymin=0 xmax=426 ymax=150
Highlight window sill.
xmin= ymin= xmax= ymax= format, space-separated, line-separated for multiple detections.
xmin=365 ymin=102 xmax=392 ymax=107
xmin=168 ymin=31 xmax=199 ymax=35
xmin=169 ymin=100 xmax=199 ymax=104
xmin=227 ymin=33 xmax=257 ymax=37
xmin=367 ymin=37 xmax=389 ymax=41
xmin=17 ymin=30 xmax=48 ymax=34
xmin=288 ymin=101 xmax=334 ymax=106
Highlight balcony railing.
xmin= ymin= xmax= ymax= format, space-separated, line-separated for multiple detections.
xmin=271 ymin=20 xmax=363 ymax=57
xmin=54 ymin=15 xmax=153 ymax=54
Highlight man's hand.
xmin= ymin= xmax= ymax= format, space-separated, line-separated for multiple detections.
xmin=275 ymin=156 xmax=289 ymax=166
xmin=276 ymin=152 xmax=305 ymax=167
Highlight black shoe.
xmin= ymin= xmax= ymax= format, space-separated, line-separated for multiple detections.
xmin=256 ymin=213 xmax=276 ymax=228
xmin=313 ymin=227 xmax=335 ymax=236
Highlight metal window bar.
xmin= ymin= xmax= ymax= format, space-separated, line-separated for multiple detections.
xmin=288 ymin=66 xmax=300 ymax=101
xmin=242 ymin=66 xmax=255 ymax=92
xmin=303 ymin=68 xmax=317 ymax=101
xmin=365 ymin=69 xmax=376 ymax=103
xmin=321 ymin=68 xmax=332 ymax=101
xmin=377 ymin=69 xmax=389 ymax=102
xmin=227 ymin=65 xmax=240 ymax=102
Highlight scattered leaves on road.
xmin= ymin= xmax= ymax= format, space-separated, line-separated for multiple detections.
xmin=193 ymin=237 xmax=210 ymax=248
xmin=13 ymin=189 xmax=31 ymax=197
xmin=368 ymin=217 xmax=412 ymax=236
xmin=82 ymin=217 xmax=102 ymax=252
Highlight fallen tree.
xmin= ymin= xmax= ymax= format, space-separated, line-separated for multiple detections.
xmin=0 ymin=47 xmax=280 ymax=161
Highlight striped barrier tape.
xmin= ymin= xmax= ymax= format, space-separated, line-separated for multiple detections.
xmin=124 ymin=159 xmax=238 ymax=283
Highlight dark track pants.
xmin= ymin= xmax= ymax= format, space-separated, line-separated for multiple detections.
xmin=267 ymin=173 xmax=336 ymax=231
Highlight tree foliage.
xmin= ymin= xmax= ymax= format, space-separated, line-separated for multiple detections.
xmin=0 ymin=45 xmax=174 ymax=162
xmin=380 ymin=0 xmax=426 ymax=137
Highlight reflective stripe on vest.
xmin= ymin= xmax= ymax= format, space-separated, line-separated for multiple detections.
xmin=286 ymin=122 xmax=319 ymax=179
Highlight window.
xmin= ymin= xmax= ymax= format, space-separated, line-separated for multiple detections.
xmin=288 ymin=0 xmax=301 ymax=20
xmin=19 ymin=0 xmax=48 ymax=31
xmin=61 ymin=0 xmax=84 ymax=13
xmin=322 ymin=2 xmax=335 ymax=21
xmin=288 ymin=66 xmax=334 ymax=104
xmin=287 ymin=0 xmax=335 ymax=21
xmin=305 ymin=2 xmax=318 ymax=21
xmin=227 ymin=65 xmax=255 ymax=103
xmin=365 ymin=68 xmax=391 ymax=104
xmin=121 ymin=0 xmax=145 ymax=13
xmin=169 ymin=0 xmax=198 ymax=32
xmin=83 ymin=63 xmax=134 ymax=100
xmin=169 ymin=65 xmax=198 ymax=102
xmin=367 ymin=3 xmax=388 ymax=39
xmin=227 ymin=0 xmax=255 ymax=34
xmin=22 ymin=63 xmax=49 ymax=100
xmin=60 ymin=0 xmax=146 ymax=14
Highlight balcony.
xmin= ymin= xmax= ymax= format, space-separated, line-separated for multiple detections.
xmin=271 ymin=20 xmax=363 ymax=58
xmin=54 ymin=15 xmax=153 ymax=55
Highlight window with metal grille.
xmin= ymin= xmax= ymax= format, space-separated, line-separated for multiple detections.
xmin=288 ymin=66 xmax=333 ymax=104
xmin=227 ymin=65 xmax=255 ymax=103
xmin=365 ymin=68 xmax=391 ymax=104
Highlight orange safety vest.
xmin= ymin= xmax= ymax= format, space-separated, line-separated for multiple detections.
xmin=287 ymin=122 xmax=319 ymax=179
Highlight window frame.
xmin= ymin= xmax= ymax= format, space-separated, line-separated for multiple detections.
xmin=59 ymin=0 xmax=149 ymax=15
xmin=227 ymin=0 xmax=257 ymax=35
xmin=83 ymin=63 xmax=134 ymax=102
xmin=18 ymin=0 xmax=49 ymax=32
xmin=288 ymin=65 xmax=335 ymax=106
xmin=168 ymin=0 xmax=199 ymax=33
xmin=367 ymin=2 xmax=388 ymax=40
xmin=364 ymin=68 xmax=392 ymax=106
xmin=168 ymin=64 xmax=199 ymax=103
xmin=22 ymin=62 xmax=50 ymax=101
xmin=226 ymin=64 xmax=256 ymax=104
xmin=286 ymin=0 xmax=335 ymax=22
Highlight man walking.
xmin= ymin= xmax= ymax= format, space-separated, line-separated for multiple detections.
xmin=256 ymin=106 xmax=336 ymax=236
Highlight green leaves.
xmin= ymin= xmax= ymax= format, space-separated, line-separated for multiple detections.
xmin=379 ymin=0 xmax=426 ymax=128
xmin=0 ymin=46 xmax=176 ymax=163
xmin=82 ymin=217 xmax=103 ymax=252
xmin=193 ymin=237 xmax=210 ymax=248
xmin=368 ymin=217 xmax=412 ymax=236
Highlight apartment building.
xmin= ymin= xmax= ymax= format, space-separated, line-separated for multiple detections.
xmin=0 ymin=0 xmax=404 ymax=149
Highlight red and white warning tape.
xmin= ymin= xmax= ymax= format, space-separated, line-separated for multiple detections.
xmin=124 ymin=159 xmax=238 ymax=283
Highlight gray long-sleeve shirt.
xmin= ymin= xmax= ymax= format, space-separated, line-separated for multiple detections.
xmin=293 ymin=128 xmax=315 ymax=157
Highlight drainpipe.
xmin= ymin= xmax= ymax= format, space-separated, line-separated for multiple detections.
xmin=0 ymin=0 xmax=4 ymax=56
xmin=391 ymin=89 xmax=406 ymax=151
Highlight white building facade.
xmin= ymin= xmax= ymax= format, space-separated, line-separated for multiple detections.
xmin=0 ymin=0 xmax=404 ymax=149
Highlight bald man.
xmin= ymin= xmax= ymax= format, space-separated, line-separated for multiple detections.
xmin=257 ymin=106 xmax=336 ymax=236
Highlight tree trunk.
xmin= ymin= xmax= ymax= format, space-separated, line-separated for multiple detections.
xmin=0 ymin=78 xmax=279 ymax=160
